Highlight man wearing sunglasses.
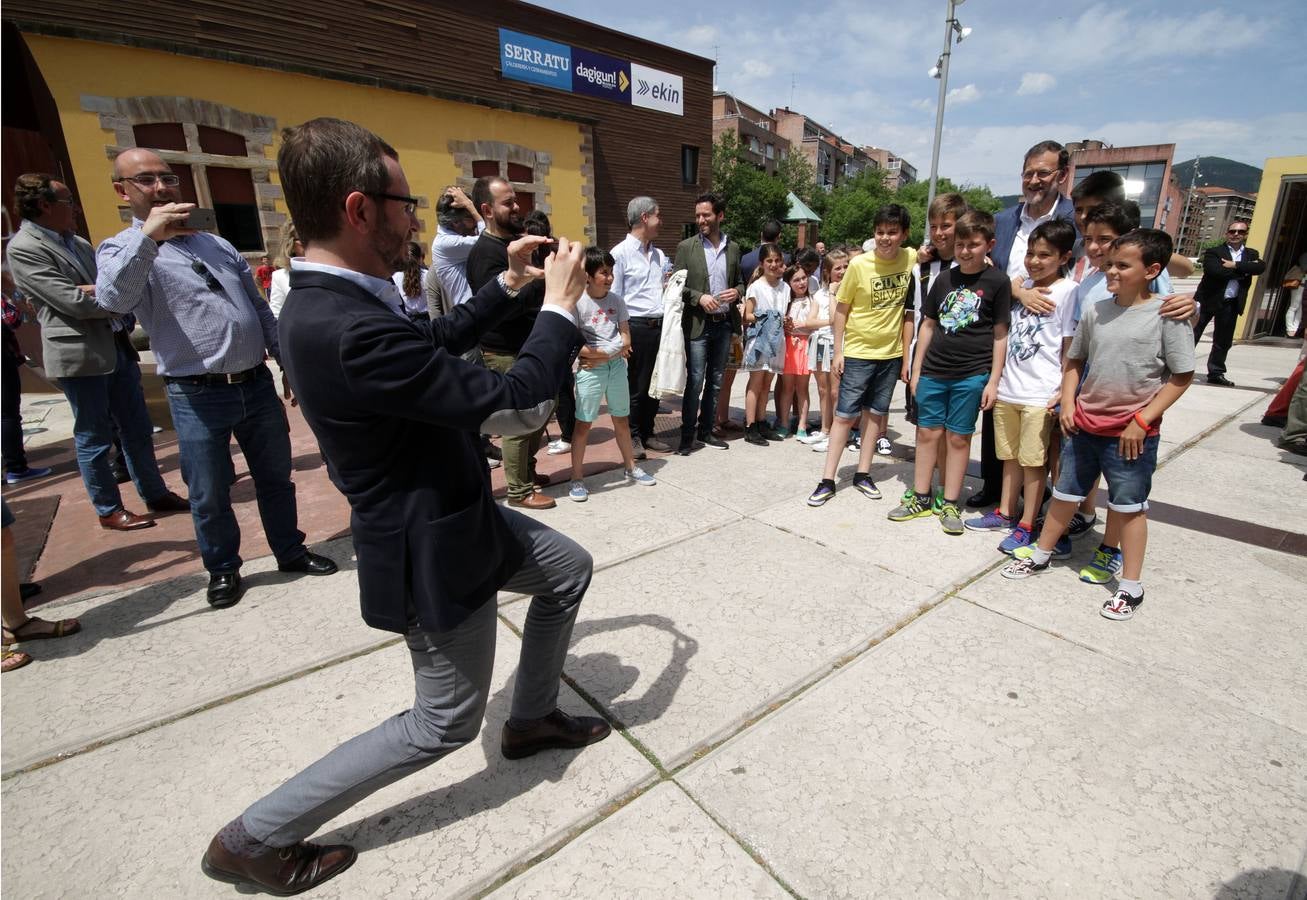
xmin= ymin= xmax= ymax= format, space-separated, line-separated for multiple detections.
xmin=95 ymin=148 xmax=337 ymax=608
xmin=1194 ymin=220 xmax=1265 ymax=386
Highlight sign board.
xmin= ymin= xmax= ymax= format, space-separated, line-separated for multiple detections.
xmin=571 ymin=47 xmax=631 ymax=104
xmin=630 ymin=62 xmax=683 ymax=117
xmin=499 ymin=29 xmax=572 ymax=92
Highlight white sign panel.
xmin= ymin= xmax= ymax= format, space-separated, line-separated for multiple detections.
xmin=629 ymin=62 xmax=683 ymax=117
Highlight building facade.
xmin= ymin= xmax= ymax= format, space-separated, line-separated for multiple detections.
xmin=1067 ymin=140 xmax=1183 ymax=237
xmin=862 ymin=147 xmax=918 ymax=191
xmin=1237 ymin=155 xmax=1306 ymax=339
xmin=712 ymin=93 xmax=790 ymax=175
xmin=1194 ymin=186 xmax=1258 ymax=251
xmin=1 ymin=3 xmax=713 ymax=259
xmin=771 ymin=108 xmax=859 ymax=191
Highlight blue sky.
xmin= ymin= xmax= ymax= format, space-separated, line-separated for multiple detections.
xmin=527 ymin=0 xmax=1306 ymax=194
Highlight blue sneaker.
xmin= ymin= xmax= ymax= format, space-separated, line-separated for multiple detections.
xmin=998 ymin=525 xmax=1034 ymax=556
xmin=568 ymin=480 xmax=588 ymax=502
xmin=1080 ymin=546 xmax=1123 ymax=584
xmin=1052 ymin=533 xmax=1073 ymax=560
xmin=4 ymin=465 xmax=53 ymax=485
xmin=965 ymin=510 xmax=1016 ymax=532
xmin=625 ymin=466 xmax=656 ymax=487
xmin=808 ymin=480 xmax=837 ymax=507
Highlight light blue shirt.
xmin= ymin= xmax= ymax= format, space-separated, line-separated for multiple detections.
xmin=1223 ymin=245 xmax=1243 ymax=299
xmin=295 ymin=259 xmax=406 ymax=318
xmin=432 ymin=221 xmax=485 ymax=307
xmin=700 ymin=232 xmax=729 ymax=296
xmin=1073 ymin=268 xmax=1175 ymax=329
xmin=95 ymin=222 xmax=280 ymax=377
xmin=610 ymin=233 xmax=667 ymax=318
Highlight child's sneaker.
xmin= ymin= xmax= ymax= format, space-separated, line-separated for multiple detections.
xmin=1051 ymin=533 xmax=1072 ymax=559
xmin=1100 ymin=589 xmax=1143 ymax=621
xmin=797 ymin=429 xmax=825 ymax=445
xmin=852 ymin=473 xmax=881 ymax=499
xmin=1001 ymin=546 xmax=1050 ymax=579
xmin=938 ymin=502 xmax=964 ymax=535
xmin=998 ymin=525 xmax=1034 ymax=556
xmin=888 ymin=492 xmax=932 ymax=522
xmin=625 ymin=466 xmax=656 ymax=487
xmin=1079 ymin=546 xmax=1123 ymax=584
xmin=931 ymin=488 xmax=945 ymax=516
xmin=808 ymin=479 xmax=836 ymax=507
xmin=811 ymin=437 xmax=830 ymax=452
xmin=1067 ymin=511 xmax=1097 ymax=539
xmin=847 ymin=434 xmax=861 ymax=453
xmin=546 ymin=439 xmax=572 ymax=455
xmin=568 ymin=480 xmax=588 ymax=502
xmin=875 ymin=436 xmax=893 ymax=456
xmin=964 ymin=510 xmax=1016 ymax=532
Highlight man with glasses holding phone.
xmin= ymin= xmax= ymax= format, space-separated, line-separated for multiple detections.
xmin=1194 ymin=219 xmax=1265 ymax=386
xmin=95 ymin=148 xmax=337 ymax=608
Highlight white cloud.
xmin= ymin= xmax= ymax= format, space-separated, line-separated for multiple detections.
xmin=739 ymin=59 xmax=773 ymax=80
xmin=1017 ymin=72 xmax=1056 ymax=96
xmin=946 ymin=83 xmax=981 ymax=105
xmin=911 ymin=98 xmax=934 ymax=113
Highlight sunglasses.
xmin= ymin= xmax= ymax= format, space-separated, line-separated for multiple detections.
xmin=191 ymin=260 xmax=224 ymax=293
xmin=1227 ymin=229 xmax=1247 ymax=235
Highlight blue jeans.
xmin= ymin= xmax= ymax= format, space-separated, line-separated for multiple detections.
xmin=165 ymin=365 xmax=305 ymax=573
xmin=1053 ymin=430 xmax=1159 ymax=513
xmin=682 ymin=317 xmax=731 ymax=439
xmin=58 ymin=344 xmax=169 ymax=516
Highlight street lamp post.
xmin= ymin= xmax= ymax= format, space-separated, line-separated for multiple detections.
xmin=925 ymin=0 xmax=969 ymax=211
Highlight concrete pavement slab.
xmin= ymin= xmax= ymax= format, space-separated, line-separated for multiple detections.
xmin=504 ymin=517 xmax=941 ymax=769
xmin=485 ymin=782 xmax=790 ymax=899
xmin=680 ymin=599 xmax=1307 ymax=900
xmin=1198 ymin=405 xmax=1307 ymax=466
xmin=0 ymin=620 xmax=655 ymax=900
xmin=1150 ymin=444 xmax=1306 ymax=535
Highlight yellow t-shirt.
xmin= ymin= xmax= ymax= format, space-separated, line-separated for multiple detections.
xmin=836 ymin=247 xmax=915 ymax=360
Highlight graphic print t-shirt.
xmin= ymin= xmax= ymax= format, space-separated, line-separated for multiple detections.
xmin=835 ymin=248 xmax=915 ymax=360
xmin=920 ymin=266 xmax=1013 ymax=379
xmin=576 ymin=288 xmax=629 ymax=355
xmin=998 ymin=278 xmax=1078 ymax=406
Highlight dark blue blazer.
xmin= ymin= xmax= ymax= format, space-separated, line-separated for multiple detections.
xmin=279 ymin=269 xmax=575 ymax=634
xmin=1194 ymin=244 xmax=1265 ymax=316
xmin=991 ymin=194 xmax=1078 ymax=276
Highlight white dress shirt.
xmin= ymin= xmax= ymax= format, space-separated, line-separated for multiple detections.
xmin=610 ymin=233 xmax=668 ymax=318
xmin=1006 ymin=204 xmax=1057 ymax=280
xmin=1224 ymin=244 xmax=1244 ymax=299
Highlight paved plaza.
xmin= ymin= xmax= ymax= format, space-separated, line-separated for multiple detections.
xmin=2 ymin=331 xmax=1305 ymax=899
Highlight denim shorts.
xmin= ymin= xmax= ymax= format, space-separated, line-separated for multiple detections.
xmin=1053 ymin=430 xmax=1159 ymax=513
xmin=574 ymin=358 xmax=630 ymax=422
xmin=836 ymin=356 xmax=901 ymax=419
xmin=914 ymin=372 xmax=987 ymax=435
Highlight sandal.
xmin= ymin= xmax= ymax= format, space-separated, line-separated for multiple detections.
xmin=1 ymin=616 xmax=81 ymax=646
xmin=2 ymin=648 xmax=33 ymax=672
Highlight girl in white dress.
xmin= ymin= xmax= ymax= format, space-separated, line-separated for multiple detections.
xmin=742 ymin=244 xmax=790 ymax=445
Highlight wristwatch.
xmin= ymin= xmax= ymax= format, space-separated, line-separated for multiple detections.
xmin=496 ymin=271 xmax=521 ymax=299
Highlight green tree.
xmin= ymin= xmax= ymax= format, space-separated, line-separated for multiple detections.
xmin=776 ymin=150 xmax=816 ymax=209
xmin=816 ymin=170 xmax=895 ymax=248
xmin=710 ymin=131 xmax=791 ymax=251
xmin=894 ymin=178 xmax=1004 ymax=247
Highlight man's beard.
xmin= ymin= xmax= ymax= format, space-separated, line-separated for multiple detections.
xmin=373 ymin=220 xmax=410 ymax=273
xmin=496 ymin=211 xmax=524 ymax=236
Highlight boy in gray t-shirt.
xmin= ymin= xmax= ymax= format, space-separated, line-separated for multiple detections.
xmin=1002 ymin=230 xmax=1194 ymax=622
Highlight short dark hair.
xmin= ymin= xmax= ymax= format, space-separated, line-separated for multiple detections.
xmin=696 ymin=192 xmax=725 ymax=215
xmin=1029 ymin=219 xmax=1077 ymax=257
xmin=1112 ymin=228 xmax=1172 ymax=270
xmin=761 ymin=220 xmax=783 ymax=242
xmin=954 ymin=209 xmax=996 ymax=242
xmin=1023 ymin=140 xmax=1069 ymax=171
xmin=584 ymin=246 xmax=615 ymax=276
xmin=795 ymin=247 xmax=821 ymax=269
xmin=1084 ymin=200 xmax=1136 ymax=236
xmin=873 ymin=203 xmax=910 ymax=233
xmin=928 ymin=192 xmax=968 ymax=222
xmin=277 ymin=117 xmax=396 ymax=243
xmin=523 ymin=209 xmax=552 ymax=237
xmin=471 ymin=175 xmax=510 ymax=218
xmin=13 ymin=173 xmax=57 ymax=220
xmin=1072 ymin=170 xmax=1125 ymax=203
xmin=436 ymin=191 xmax=473 ymax=230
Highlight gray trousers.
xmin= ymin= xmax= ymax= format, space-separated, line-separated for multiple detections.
xmin=241 ymin=507 xmax=593 ymax=846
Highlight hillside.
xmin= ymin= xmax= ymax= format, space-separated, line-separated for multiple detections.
xmin=1172 ymin=157 xmax=1263 ymax=194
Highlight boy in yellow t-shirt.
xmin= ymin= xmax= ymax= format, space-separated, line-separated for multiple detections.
xmin=808 ymin=204 xmax=915 ymax=506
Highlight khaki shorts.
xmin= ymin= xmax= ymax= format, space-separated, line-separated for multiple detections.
xmin=994 ymin=400 xmax=1055 ymax=467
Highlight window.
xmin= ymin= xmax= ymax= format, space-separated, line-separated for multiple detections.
xmin=471 ymin=160 xmax=500 ymax=178
xmin=207 ymin=166 xmax=262 ymax=252
xmin=681 ymin=145 xmax=700 ymax=186
xmin=132 ymin=123 xmax=186 ymax=151
xmin=506 ymin=163 xmax=534 ymax=183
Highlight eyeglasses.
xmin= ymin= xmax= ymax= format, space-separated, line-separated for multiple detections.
xmin=367 ymin=192 xmax=419 ymax=216
xmin=191 ymin=260 xmax=224 ymax=293
xmin=117 ymin=173 xmax=181 ymax=188
xmin=1227 ymin=229 xmax=1248 ymax=235
xmin=1021 ymin=168 xmax=1063 ymax=182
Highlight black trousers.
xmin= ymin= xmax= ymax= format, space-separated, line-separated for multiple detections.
xmin=2 ymin=344 xmax=27 ymax=473
xmin=1195 ymin=300 xmax=1239 ymax=378
xmin=555 ymin=368 xmax=575 ymax=442
xmin=979 ymin=408 xmax=1001 ymax=492
xmin=626 ymin=317 xmax=662 ymax=441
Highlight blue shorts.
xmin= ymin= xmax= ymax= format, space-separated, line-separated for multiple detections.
xmin=915 ymin=372 xmax=987 ymax=435
xmin=574 ymin=358 xmax=630 ymax=422
xmin=836 ymin=357 xmax=900 ymax=419
xmin=1053 ymin=431 xmax=1158 ymax=513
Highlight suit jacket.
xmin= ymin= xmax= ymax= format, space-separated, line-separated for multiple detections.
xmin=278 ymin=269 xmax=576 ymax=635
xmin=1195 ymin=244 xmax=1266 ymax=315
xmin=5 ymin=219 xmax=115 ymax=378
xmin=991 ymin=194 xmax=1078 ymax=277
xmin=673 ymin=234 xmax=744 ymax=339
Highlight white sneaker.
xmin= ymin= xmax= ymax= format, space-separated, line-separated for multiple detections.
xmin=546 ymin=439 xmax=571 ymax=455
xmin=626 ymin=466 xmax=656 ymax=487
xmin=797 ymin=429 xmax=825 ymax=445
xmin=875 ymin=437 xmax=893 ymax=456
xmin=811 ymin=437 xmax=830 ymax=452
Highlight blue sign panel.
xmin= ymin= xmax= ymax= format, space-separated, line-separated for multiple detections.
xmin=499 ymin=28 xmax=572 ymax=91
xmin=571 ymin=47 xmax=630 ymax=103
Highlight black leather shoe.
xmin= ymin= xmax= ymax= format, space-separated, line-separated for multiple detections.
xmin=1207 ymin=375 xmax=1236 ymax=387
xmin=965 ymin=487 xmax=1000 ymax=509
xmin=146 ymin=490 xmax=191 ymax=514
xmin=501 ymin=708 xmax=612 ymax=760
xmin=697 ymin=433 xmax=729 ymax=450
xmin=201 ymin=833 xmax=357 ymax=896
xmin=207 ymin=572 xmax=243 ymax=608
xmin=277 ymin=552 xmax=339 ymax=576
xmin=675 ymin=440 xmax=694 ymax=456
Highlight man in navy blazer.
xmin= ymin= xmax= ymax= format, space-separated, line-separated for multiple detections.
xmin=200 ymin=118 xmax=609 ymax=896
xmin=1193 ymin=219 xmax=1265 ymax=386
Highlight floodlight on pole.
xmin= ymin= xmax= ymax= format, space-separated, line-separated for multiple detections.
xmin=926 ymin=0 xmax=971 ymax=211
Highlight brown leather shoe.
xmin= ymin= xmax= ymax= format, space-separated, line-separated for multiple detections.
xmin=508 ymin=492 xmax=556 ymax=510
xmin=98 ymin=507 xmax=156 ymax=531
xmin=146 ymin=490 xmax=190 ymax=514
xmin=201 ymin=834 xmax=357 ymax=895
xmin=501 ymin=708 xmax=612 ymax=760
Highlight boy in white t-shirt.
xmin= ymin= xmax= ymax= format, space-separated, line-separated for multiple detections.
xmin=965 ymin=220 xmax=1077 ymax=554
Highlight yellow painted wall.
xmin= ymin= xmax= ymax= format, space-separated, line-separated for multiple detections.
xmin=1237 ymin=154 xmax=1307 ymax=337
xmin=25 ymin=35 xmax=588 ymax=248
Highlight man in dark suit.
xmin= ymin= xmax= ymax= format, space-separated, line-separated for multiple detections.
xmin=5 ymin=174 xmax=187 ymax=528
xmin=1194 ymin=219 xmax=1265 ymax=386
xmin=673 ymin=192 xmax=744 ymax=454
xmin=199 ymin=118 xmax=607 ymax=896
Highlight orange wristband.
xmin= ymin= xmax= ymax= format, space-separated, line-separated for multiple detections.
xmin=1133 ymin=411 xmax=1151 ymax=431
